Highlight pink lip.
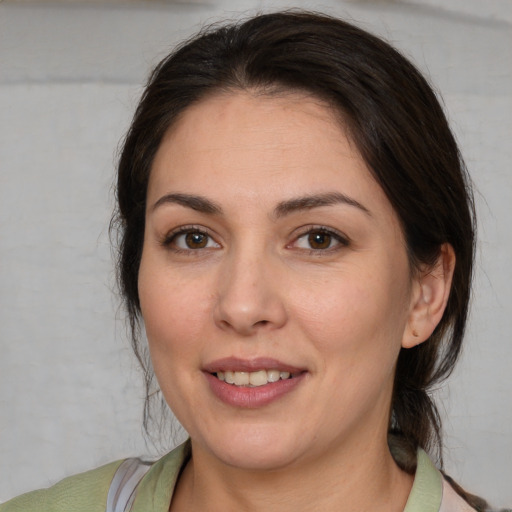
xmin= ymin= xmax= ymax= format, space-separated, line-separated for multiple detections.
xmin=203 ymin=357 xmax=307 ymax=409
xmin=203 ymin=357 xmax=304 ymax=374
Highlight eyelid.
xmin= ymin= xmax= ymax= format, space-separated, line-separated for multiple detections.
xmin=160 ymin=224 xmax=349 ymax=253
xmin=289 ymin=225 xmax=350 ymax=251
xmin=161 ymin=224 xmax=221 ymax=250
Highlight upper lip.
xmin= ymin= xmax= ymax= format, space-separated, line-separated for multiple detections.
xmin=203 ymin=357 xmax=305 ymax=374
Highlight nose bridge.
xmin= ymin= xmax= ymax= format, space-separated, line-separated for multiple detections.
xmin=214 ymin=239 xmax=286 ymax=335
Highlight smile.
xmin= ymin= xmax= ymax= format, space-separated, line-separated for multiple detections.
xmin=215 ymin=369 xmax=294 ymax=387
xmin=203 ymin=357 xmax=306 ymax=407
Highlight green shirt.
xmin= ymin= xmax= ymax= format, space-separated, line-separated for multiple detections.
xmin=0 ymin=443 xmax=468 ymax=511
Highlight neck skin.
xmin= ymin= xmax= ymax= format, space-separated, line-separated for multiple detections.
xmin=170 ymin=422 xmax=414 ymax=512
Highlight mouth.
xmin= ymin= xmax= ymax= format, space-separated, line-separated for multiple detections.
xmin=214 ymin=369 xmax=299 ymax=387
xmin=203 ymin=357 xmax=306 ymax=407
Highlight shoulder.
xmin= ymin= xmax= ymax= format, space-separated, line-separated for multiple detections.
xmin=130 ymin=441 xmax=191 ymax=512
xmin=441 ymin=473 xmax=504 ymax=512
xmin=0 ymin=442 xmax=191 ymax=512
xmin=0 ymin=459 xmax=124 ymax=512
xmin=404 ymin=448 xmax=483 ymax=512
xmin=440 ymin=478 xmax=479 ymax=512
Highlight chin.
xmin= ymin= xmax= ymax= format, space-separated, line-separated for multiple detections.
xmin=197 ymin=425 xmax=307 ymax=471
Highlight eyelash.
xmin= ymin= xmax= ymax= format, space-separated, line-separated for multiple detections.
xmin=291 ymin=226 xmax=350 ymax=254
xmin=161 ymin=225 xmax=350 ymax=255
xmin=162 ymin=225 xmax=220 ymax=254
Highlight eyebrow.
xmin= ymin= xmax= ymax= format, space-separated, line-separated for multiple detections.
xmin=151 ymin=191 xmax=370 ymax=217
xmin=151 ymin=193 xmax=223 ymax=215
xmin=273 ymin=192 xmax=371 ymax=218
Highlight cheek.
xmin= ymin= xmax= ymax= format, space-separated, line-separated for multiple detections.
xmin=138 ymin=260 xmax=212 ymax=361
xmin=138 ymin=268 xmax=214 ymax=418
xmin=290 ymin=264 xmax=410 ymax=368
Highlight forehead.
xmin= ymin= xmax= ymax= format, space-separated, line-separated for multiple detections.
xmin=155 ymin=92 xmax=352 ymax=178
xmin=147 ymin=91 xmax=391 ymax=220
xmin=161 ymin=90 xmax=347 ymax=158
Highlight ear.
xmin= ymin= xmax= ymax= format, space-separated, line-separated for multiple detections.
xmin=402 ymin=243 xmax=456 ymax=349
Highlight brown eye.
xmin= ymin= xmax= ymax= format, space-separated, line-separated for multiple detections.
xmin=308 ymin=232 xmax=332 ymax=249
xmin=185 ymin=232 xmax=208 ymax=249
xmin=167 ymin=229 xmax=220 ymax=251
xmin=293 ymin=228 xmax=348 ymax=252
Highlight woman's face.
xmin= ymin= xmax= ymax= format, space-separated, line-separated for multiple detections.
xmin=138 ymin=91 xmax=418 ymax=470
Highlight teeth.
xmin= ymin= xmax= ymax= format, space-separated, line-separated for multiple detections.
xmin=267 ymin=369 xmax=280 ymax=382
xmin=233 ymin=372 xmax=249 ymax=386
xmin=215 ymin=369 xmax=294 ymax=387
xmin=249 ymin=370 xmax=267 ymax=386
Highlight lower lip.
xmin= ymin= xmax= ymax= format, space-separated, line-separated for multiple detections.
xmin=204 ymin=372 xmax=306 ymax=408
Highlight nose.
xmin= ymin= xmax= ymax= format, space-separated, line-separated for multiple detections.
xmin=213 ymin=249 xmax=288 ymax=336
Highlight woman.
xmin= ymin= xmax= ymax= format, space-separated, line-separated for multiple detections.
xmin=1 ymin=10 xmax=491 ymax=512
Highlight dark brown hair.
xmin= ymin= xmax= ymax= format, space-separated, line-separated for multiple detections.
xmin=113 ymin=10 xmax=475 ymax=469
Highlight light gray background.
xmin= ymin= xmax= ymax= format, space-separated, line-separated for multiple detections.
xmin=0 ymin=0 xmax=511 ymax=507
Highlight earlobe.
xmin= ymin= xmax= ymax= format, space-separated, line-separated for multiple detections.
xmin=402 ymin=243 xmax=456 ymax=349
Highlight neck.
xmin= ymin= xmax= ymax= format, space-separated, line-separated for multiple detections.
xmin=170 ymin=433 xmax=413 ymax=512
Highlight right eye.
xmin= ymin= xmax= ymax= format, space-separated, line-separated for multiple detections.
xmin=165 ymin=228 xmax=220 ymax=251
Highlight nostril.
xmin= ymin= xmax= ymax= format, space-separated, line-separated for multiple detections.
xmin=213 ymin=286 xmax=288 ymax=334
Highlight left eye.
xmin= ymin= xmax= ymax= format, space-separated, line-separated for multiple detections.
xmin=169 ymin=230 xmax=220 ymax=250
xmin=294 ymin=230 xmax=347 ymax=251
